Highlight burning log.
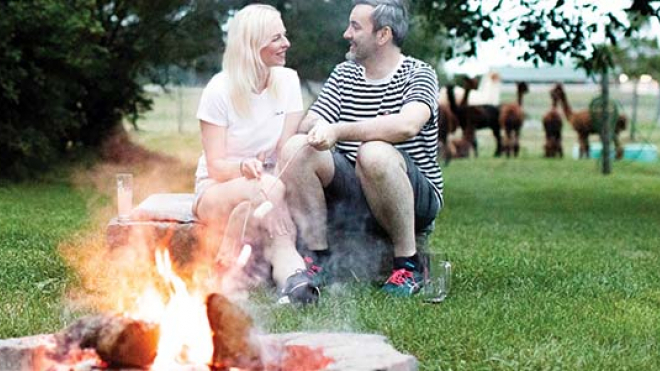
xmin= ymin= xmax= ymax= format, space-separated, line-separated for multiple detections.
xmin=54 ymin=314 xmax=159 ymax=368
xmin=206 ymin=293 xmax=262 ymax=369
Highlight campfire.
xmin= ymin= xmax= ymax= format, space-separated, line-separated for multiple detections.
xmin=0 ymin=221 xmax=418 ymax=370
xmin=46 ymin=248 xmax=332 ymax=370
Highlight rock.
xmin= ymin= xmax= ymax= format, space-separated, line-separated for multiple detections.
xmin=0 ymin=332 xmax=417 ymax=371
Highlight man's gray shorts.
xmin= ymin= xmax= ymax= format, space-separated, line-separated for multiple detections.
xmin=324 ymin=149 xmax=440 ymax=237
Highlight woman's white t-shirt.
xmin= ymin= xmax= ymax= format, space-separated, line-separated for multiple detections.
xmin=195 ymin=67 xmax=303 ymax=180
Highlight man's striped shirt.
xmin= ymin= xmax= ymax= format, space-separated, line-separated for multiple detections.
xmin=310 ymin=56 xmax=444 ymax=206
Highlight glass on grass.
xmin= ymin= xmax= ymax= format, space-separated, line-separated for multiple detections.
xmin=422 ymin=251 xmax=451 ymax=304
xmin=116 ymin=173 xmax=133 ymax=222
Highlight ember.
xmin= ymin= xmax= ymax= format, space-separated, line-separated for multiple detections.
xmin=2 ymin=331 xmax=418 ymax=371
xmin=280 ymin=345 xmax=334 ymax=371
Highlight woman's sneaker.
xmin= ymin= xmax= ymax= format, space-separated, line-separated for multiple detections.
xmin=277 ymin=270 xmax=320 ymax=305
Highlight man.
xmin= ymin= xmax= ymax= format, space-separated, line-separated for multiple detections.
xmin=280 ymin=0 xmax=443 ymax=296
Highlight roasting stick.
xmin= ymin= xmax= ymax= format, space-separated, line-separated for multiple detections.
xmin=215 ymin=144 xmax=310 ymax=263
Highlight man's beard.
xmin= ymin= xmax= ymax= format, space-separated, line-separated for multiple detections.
xmin=345 ymin=50 xmax=356 ymax=62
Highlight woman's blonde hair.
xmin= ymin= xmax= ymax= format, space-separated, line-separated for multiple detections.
xmin=223 ymin=4 xmax=282 ymax=117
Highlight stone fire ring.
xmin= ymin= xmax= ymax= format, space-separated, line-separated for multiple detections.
xmin=0 ymin=332 xmax=418 ymax=371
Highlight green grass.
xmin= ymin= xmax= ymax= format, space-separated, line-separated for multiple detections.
xmin=1 ymin=85 xmax=659 ymax=370
xmin=0 ymin=179 xmax=89 ymax=338
xmin=249 ymin=158 xmax=660 ymax=370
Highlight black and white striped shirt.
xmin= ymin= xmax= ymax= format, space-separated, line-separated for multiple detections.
xmin=310 ymin=56 xmax=444 ymax=206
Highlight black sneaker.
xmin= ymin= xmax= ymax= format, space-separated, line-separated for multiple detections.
xmin=277 ymin=270 xmax=320 ymax=305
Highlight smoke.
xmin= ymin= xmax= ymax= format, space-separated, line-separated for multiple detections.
xmin=60 ymin=149 xmax=198 ymax=314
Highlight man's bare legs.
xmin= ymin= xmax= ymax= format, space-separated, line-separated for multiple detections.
xmin=355 ymin=141 xmax=416 ymax=259
xmin=282 ymin=136 xmax=416 ymax=258
xmin=280 ymin=135 xmax=335 ymax=253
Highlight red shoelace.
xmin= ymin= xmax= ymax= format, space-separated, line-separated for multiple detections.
xmin=304 ymin=256 xmax=322 ymax=275
xmin=385 ymin=269 xmax=413 ymax=285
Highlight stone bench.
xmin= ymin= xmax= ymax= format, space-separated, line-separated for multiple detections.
xmin=106 ymin=193 xmax=208 ymax=266
xmin=106 ymin=193 xmax=435 ymax=281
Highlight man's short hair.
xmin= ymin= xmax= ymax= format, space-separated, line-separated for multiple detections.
xmin=353 ymin=0 xmax=409 ymax=47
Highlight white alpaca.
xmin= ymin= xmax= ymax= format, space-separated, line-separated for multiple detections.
xmin=439 ymin=72 xmax=501 ymax=106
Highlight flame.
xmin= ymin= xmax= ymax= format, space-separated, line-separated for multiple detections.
xmin=132 ymin=249 xmax=213 ymax=368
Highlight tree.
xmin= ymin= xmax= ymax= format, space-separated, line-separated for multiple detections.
xmin=0 ymin=0 xmax=100 ymax=178
xmin=419 ymin=0 xmax=660 ymax=174
xmin=612 ymin=37 xmax=660 ymax=140
xmin=279 ymin=0 xmax=354 ymax=82
xmin=1 ymin=0 xmax=223 ymax=179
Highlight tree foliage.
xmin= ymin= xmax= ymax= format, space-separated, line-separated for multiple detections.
xmin=4 ymin=0 xmax=659 ymax=178
xmin=1 ymin=0 xmax=223 ymax=179
xmin=1 ymin=0 xmax=100 ymax=178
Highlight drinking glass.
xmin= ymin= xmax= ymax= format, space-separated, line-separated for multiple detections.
xmin=423 ymin=251 xmax=451 ymax=304
xmin=116 ymin=173 xmax=133 ymax=221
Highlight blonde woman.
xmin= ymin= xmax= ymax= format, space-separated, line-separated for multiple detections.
xmin=193 ymin=4 xmax=318 ymax=305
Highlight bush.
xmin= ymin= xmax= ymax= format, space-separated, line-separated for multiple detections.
xmin=0 ymin=1 xmax=98 ymax=178
xmin=0 ymin=0 xmax=221 ymax=179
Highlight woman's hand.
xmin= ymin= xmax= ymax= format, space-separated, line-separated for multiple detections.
xmin=240 ymin=158 xmax=264 ymax=179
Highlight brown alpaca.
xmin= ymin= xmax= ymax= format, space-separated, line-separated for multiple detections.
xmin=499 ymin=82 xmax=529 ymax=157
xmin=553 ymin=83 xmax=627 ymax=159
xmin=542 ymin=88 xmax=563 ymax=158
xmin=450 ymin=137 xmax=472 ymax=159
xmin=437 ymin=95 xmax=459 ymax=164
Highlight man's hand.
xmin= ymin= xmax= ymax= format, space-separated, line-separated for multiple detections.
xmin=307 ymin=121 xmax=337 ymax=151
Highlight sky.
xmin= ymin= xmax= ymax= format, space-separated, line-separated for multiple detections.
xmin=443 ymin=0 xmax=660 ymax=76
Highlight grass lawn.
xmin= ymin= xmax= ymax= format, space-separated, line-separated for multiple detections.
xmin=254 ymin=158 xmax=660 ymax=370
xmin=0 ymin=178 xmax=89 ymax=338
xmin=1 ymin=86 xmax=659 ymax=370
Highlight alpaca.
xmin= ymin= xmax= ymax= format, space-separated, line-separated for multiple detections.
xmin=437 ymin=98 xmax=459 ymax=164
xmin=553 ymin=84 xmax=627 ymax=159
xmin=542 ymin=88 xmax=563 ymax=158
xmin=445 ymin=83 xmax=473 ymax=158
xmin=438 ymin=72 xmax=501 ymax=106
xmin=450 ymin=137 xmax=472 ymax=159
xmin=499 ymin=82 xmax=529 ymax=157
xmin=451 ymin=77 xmax=502 ymax=157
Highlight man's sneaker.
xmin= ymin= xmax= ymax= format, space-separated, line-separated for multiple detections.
xmin=277 ymin=270 xmax=320 ymax=305
xmin=304 ymin=255 xmax=331 ymax=287
xmin=382 ymin=268 xmax=424 ymax=297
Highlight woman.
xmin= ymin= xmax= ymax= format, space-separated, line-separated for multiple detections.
xmin=193 ymin=4 xmax=317 ymax=305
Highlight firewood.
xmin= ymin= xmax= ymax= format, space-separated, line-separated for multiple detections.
xmin=55 ymin=314 xmax=159 ymax=368
xmin=206 ymin=293 xmax=261 ymax=369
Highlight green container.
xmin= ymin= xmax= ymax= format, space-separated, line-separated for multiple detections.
xmin=572 ymin=143 xmax=658 ymax=163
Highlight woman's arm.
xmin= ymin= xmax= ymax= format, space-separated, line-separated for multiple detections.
xmin=275 ymin=110 xmax=304 ymax=157
xmin=201 ymin=121 xmax=240 ymax=182
xmin=202 ymin=120 xmax=263 ymax=180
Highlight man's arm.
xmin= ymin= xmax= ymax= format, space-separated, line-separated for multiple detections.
xmin=307 ymin=101 xmax=432 ymax=151
xmin=297 ymin=110 xmax=326 ymax=134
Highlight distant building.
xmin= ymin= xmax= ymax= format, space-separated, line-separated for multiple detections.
xmin=492 ymin=65 xmax=591 ymax=84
